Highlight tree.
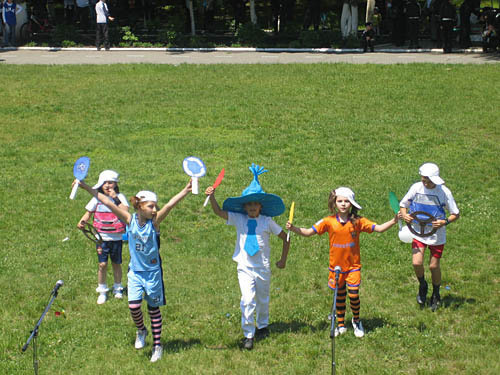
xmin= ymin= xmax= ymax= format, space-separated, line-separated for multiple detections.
xmin=186 ymin=0 xmax=196 ymax=35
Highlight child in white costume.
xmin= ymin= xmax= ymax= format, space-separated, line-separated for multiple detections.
xmin=400 ymin=163 xmax=459 ymax=311
xmin=205 ymin=164 xmax=290 ymax=350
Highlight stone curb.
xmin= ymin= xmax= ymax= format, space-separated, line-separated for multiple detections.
xmin=0 ymin=46 xmax=485 ymax=54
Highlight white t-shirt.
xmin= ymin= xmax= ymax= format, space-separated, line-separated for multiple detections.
xmin=85 ymin=193 xmax=129 ymax=241
xmin=95 ymin=1 xmax=109 ymax=24
xmin=227 ymin=212 xmax=282 ymax=268
xmin=400 ymin=182 xmax=459 ymax=245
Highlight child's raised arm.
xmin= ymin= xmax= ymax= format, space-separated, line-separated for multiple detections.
xmin=275 ymin=230 xmax=290 ymax=269
xmin=75 ymin=180 xmax=132 ymax=225
xmin=155 ymin=179 xmax=192 ymax=224
xmin=373 ymin=214 xmax=398 ymax=233
xmin=205 ymin=186 xmax=228 ymax=220
xmin=286 ymin=221 xmax=316 ymax=237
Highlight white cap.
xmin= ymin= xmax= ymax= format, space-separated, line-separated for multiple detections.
xmin=136 ymin=191 xmax=157 ymax=203
xmin=419 ymin=163 xmax=444 ymax=185
xmin=93 ymin=170 xmax=119 ymax=189
xmin=335 ymin=187 xmax=362 ymax=209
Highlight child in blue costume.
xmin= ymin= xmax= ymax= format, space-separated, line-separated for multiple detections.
xmin=205 ymin=164 xmax=290 ymax=350
xmin=76 ymin=178 xmax=192 ymax=362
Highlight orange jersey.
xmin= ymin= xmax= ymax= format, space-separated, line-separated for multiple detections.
xmin=313 ymin=215 xmax=376 ymax=272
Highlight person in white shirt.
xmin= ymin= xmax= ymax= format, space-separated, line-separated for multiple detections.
xmin=205 ymin=163 xmax=290 ymax=350
xmin=95 ymin=0 xmax=114 ymax=50
xmin=400 ymin=163 xmax=459 ymax=311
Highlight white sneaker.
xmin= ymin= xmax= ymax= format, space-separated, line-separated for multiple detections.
xmin=135 ymin=329 xmax=148 ymax=349
xmin=97 ymin=293 xmax=107 ymax=305
xmin=334 ymin=326 xmax=347 ymax=337
xmin=352 ymin=318 xmax=365 ymax=338
xmin=150 ymin=345 xmax=163 ymax=362
xmin=113 ymin=287 xmax=123 ymax=299
xmin=95 ymin=285 xmax=109 ymax=294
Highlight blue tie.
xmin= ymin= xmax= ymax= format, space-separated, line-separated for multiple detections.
xmin=244 ymin=219 xmax=260 ymax=256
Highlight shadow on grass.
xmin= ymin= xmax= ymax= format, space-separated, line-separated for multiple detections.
xmin=164 ymin=338 xmax=202 ymax=353
xmin=360 ymin=317 xmax=389 ymax=333
xmin=268 ymin=320 xmax=313 ymax=334
xmin=441 ymin=294 xmax=476 ymax=310
xmin=313 ymin=316 xmax=389 ymax=335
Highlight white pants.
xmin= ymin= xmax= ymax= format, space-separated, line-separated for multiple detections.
xmin=237 ymin=265 xmax=271 ymax=338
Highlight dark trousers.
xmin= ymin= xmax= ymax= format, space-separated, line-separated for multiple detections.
xmin=408 ymin=19 xmax=419 ymax=47
xmin=441 ymin=20 xmax=454 ymax=52
xmin=459 ymin=9 xmax=472 ymax=47
xmin=96 ymin=23 xmax=109 ymax=49
xmin=483 ymin=35 xmax=499 ymax=52
xmin=362 ymin=38 xmax=374 ymax=51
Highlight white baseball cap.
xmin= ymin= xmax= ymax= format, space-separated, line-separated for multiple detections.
xmin=335 ymin=187 xmax=362 ymax=209
xmin=93 ymin=170 xmax=119 ymax=189
xmin=136 ymin=191 xmax=158 ymax=203
xmin=419 ymin=163 xmax=444 ymax=185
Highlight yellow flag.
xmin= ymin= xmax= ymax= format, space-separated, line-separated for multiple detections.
xmin=289 ymin=201 xmax=295 ymax=223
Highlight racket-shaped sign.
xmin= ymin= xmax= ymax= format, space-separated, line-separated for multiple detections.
xmin=388 ymin=192 xmax=400 ymax=215
xmin=80 ymin=222 xmax=103 ymax=245
xmin=183 ymin=156 xmax=206 ymax=195
xmin=203 ymin=168 xmax=225 ymax=207
xmin=70 ymin=156 xmax=90 ymax=200
xmin=287 ymin=201 xmax=295 ymax=242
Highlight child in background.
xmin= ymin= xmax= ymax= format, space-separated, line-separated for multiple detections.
xmin=1 ymin=0 xmax=23 ymax=47
xmin=361 ymin=22 xmax=376 ymax=52
xmin=75 ymin=178 xmax=192 ymax=362
xmin=287 ymin=187 xmax=398 ymax=338
xmin=77 ymin=170 xmax=128 ymax=305
xmin=400 ymin=163 xmax=459 ymax=311
xmin=205 ymin=164 xmax=290 ymax=350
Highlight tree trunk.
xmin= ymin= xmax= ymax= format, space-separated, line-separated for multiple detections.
xmin=366 ymin=0 xmax=375 ymax=23
xmin=188 ymin=0 xmax=196 ymax=36
xmin=250 ymin=0 xmax=257 ymax=24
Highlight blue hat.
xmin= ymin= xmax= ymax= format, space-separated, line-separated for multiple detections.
xmin=222 ymin=164 xmax=285 ymax=217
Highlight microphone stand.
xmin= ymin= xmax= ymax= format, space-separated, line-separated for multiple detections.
xmin=330 ymin=266 xmax=341 ymax=375
xmin=22 ymin=286 xmax=61 ymax=375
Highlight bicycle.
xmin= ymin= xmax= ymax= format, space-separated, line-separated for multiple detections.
xmin=20 ymin=7 xmax=53 ymax=44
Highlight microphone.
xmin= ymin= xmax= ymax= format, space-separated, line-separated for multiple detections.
xmin=52 ymin=280 xmax=64 ymax=295
xmin=334 ymin=266 xmax=341 ymax=274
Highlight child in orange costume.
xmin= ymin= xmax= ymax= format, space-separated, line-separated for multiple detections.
xmin=286 ymin=187 xmax=398 ymax=337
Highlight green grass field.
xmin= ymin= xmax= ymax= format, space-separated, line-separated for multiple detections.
xmin=1 ymin=64 xmax=499 ymax=375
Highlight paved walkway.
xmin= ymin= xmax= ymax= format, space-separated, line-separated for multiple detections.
xmin=1 ymin=45 xmax=499 ymax=65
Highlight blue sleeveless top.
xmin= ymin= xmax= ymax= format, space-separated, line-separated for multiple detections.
xmin=127 ymin=214 xmax=160 ymax=272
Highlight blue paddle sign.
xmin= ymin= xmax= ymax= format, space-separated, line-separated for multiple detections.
xmin=182 ymin=156 xmax=206 ymax=194
xmin=70 ymin=156 xmax=90 ymax=200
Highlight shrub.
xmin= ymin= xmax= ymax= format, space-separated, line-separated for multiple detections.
xmin=61 ymin=40 xmax=77 ymax=48
xmin=50 ymin=24 xmax=78 ymax=46
xmin=121 ymin=26 xmax=139 ymax=46
xmin=158 ymin=29 xmax=181 ymax=46
xmin=298 ymin=30 xmax=339 ymax=48
xmin=236 ymin=22 xmax=269 ymax=47
xmin=343 ymin=34 xmax=360 ymax=48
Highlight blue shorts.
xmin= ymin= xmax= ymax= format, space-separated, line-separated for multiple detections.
xmin=127 ymin=268 xmax=165 ymax=307
xmin=96 ymin=240 xmax=123 ymax=264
